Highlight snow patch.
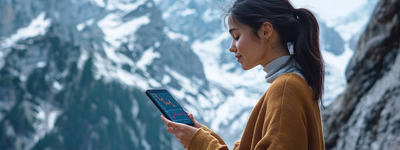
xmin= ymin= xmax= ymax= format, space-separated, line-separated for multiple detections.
xmin=181 ymin=9 xmax=195 ymax=17
xmin=141 ymin=139 xmax=151 ymax=150
xmin=33 ymin=101 xmax=61 ymax=146
xmin=115 ymin=105 xmax=123 ymax=123
xmin=165 ymin=67 xmax=200 ymax=97
xmin=19 ymin=75 xmax=27 ymax=82
xmin=93 ymin=52 xmax=152 ymax=89
xmin=127 ymin=127 xmax=139 ymax=146
xmin=0 ymin=12 xmax=51 ymax=69
xmin=192 ymin=33 xmax=267 ymax=89
xmin=91 ymin=0 xmax=106 ymax=7
xmin=132 ymin=98 xmax=139 ymax=119
xmin=162 ymin=75 xmax=171 ymax=84
xmin=202 ymin=9 xmax=220 ymax=23
xmin=154 ymin=41 xmax=160 ymax=48
xmin=146 ymin=2 xmax=153 ymax=8
xmin=98 ymin=13 xmax=150 ymax=67
xmin=5 ymin=121 xmax=15 ymax=137
xmin=52 ymin=81 xmax=63 ymax=91
xmin=1 ymin=12 xmax=51 ymax=48
xmin=98 ymin=14 xmax=150 ymax=48
xmin=210 ymin=88 xmax=259 ymax=131
xmin=0 ymin=97 xmax=16 ymax=121
xmin=36 ymin=61 xmax=46 ymax=68
xmin=291 ymin=0 xmax=368 ymax=25
xmin=105 ymin=0 xmax=147 ymax=12
xmin=322 ymin=45 xmax=354 ymax=105
xmin=165 ymin=28 xmax=189 ymax=41
xmin=136 ymin=48 xmax=160 ymax=71
xmin=102 ymin=44 xmax=134 ymax=65
xmin=78 ymin=48 xmax=90 ymax=70
xmin=334 ymin=18 xmax=368 ymax=41
xmin=76 ymin=18 xmax=95 ymax=31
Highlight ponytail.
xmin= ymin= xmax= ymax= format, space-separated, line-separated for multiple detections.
xmin=227 ymin=0 xmax=325 ymax=106
xmin=293 ymin=8 xmax=325 ymax=105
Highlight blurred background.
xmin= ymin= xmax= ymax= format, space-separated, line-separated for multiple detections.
xmin=1 ymin=0 xmax=399 ymax=149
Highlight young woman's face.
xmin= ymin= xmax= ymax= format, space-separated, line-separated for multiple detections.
xmin=227 ymin=16 xmax=270 ymax=70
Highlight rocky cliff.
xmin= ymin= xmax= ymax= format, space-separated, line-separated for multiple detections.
xmin=322 ymin=0 xmax=400 ymax=149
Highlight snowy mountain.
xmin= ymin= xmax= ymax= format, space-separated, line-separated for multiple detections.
xmin=0 ymin=0 xmax=378 ymax=149
xmin=1 ymin=0 xmax=203 ymax=149
xmin=322 ymin=0 xmax=379 ymax=104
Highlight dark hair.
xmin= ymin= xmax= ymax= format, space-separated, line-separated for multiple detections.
xmin=226 ymin=0 xmax=325 ymax=105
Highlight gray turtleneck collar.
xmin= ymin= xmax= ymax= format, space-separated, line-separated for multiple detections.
xmin=263 ymin=56 xmax=305 ymax=83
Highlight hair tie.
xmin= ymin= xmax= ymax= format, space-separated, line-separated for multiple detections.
xmin=287 ymin=42 xmax=294 ymax=55
xmin=293 ymin=9 xmax=300 ymax=20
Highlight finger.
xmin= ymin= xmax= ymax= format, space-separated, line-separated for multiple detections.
xmin=167 ymin=121 xmax=189 ymax=131
xmin=167 ymin=126 xmax=179 ymax=134
xmin=160 ymin=115 xmax=170 ymax=124
xmin=161 ymin=116 xmax=181 ymax=130
xmin=161 ymin=115 xmax=187 ymax=130
xmin=182 ymin=113 xmax=202 ymax=128
xmin=184 ymin=110 xmax=191 ymax=115
xmin=187 ymin=112 xmax=195 ymax=121
xmin=184 ymin=111 xmax=194 ymax=119
xmin=183 ymin=111 xmax=197 ymax=124
xmin=161 ymin=115 xmax=176 ymax=127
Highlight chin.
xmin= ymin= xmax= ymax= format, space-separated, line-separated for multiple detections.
xmin=242 ymin=66 xmax=251 ymax=70
xmin=241 ymin=64 xmax=256 ymax=70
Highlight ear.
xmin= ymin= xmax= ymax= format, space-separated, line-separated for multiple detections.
xmin=258 ymin=22 xmax=273 ymax=41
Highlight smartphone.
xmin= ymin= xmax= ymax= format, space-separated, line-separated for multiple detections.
xmin=145 ymin=89 xmax=194 ymax=126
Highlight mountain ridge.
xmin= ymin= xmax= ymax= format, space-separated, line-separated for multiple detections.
xmin=0 ymin=0 xmax=383 ymax=149
xmin=323 ymin=0 xmax=400 ymax=149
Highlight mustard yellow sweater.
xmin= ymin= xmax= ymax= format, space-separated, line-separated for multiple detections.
xmin=187 ymin=73 xmax=325 ymax=150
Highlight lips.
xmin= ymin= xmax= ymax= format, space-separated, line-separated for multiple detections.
xmin=235 ymin=55 xmax=242 ymax=62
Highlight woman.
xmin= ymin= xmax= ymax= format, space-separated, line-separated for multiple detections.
xmin=161 ymin=0 xmax=325 ymax=149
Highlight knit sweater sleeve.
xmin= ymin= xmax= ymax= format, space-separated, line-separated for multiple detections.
xmin=187 ymin=74 xmax=318 ymax=150
xmin=255 ymin=74 xmax=312 ymax=149
xmin=187 ymin=126 xmax=230 ymax=150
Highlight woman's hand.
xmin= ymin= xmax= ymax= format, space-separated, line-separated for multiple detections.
xmin=186 ymin=111 xmax=203 ymax=128
xmin=160 ymin=112 xmax=203 ymax=148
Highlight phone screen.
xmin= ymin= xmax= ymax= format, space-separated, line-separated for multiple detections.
xmin=145 ymin=89 xmax=194 ymax=125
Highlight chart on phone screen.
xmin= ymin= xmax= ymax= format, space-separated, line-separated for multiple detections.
xmin=151 ymin=93 xmax=191 ymax=124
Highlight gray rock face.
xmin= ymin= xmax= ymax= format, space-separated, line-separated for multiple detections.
xmin=322 ymin=0 xmax=400 ymax=149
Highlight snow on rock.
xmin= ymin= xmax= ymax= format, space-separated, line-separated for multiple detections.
xmin=137 ymin=48 xmax=160 ymax=71
xmin=0 ymin=12 xmax=51 ymax=69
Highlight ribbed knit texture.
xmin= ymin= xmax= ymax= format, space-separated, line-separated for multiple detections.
xmin=264 ymin=56 xmax=305 ymax=83
xmin=187 ymin=73 xmax=325 ymax=150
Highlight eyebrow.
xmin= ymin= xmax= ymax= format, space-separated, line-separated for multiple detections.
xmin=229 ymin=28 xmax=237 ymax=34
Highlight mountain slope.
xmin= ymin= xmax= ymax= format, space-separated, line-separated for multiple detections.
xmin=322 ymin=0 xmax=400 ymax=149
xmin=0 ymin=0 xmax=380 ymax=149
xmin=0 ymin=0 xmax=210 ymax=149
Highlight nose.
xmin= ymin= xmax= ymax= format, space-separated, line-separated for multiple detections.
xmin=229 ymin=40 xmax=236 ymax=52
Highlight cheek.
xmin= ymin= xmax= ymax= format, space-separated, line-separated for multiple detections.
xmin=236 ymin=40 xmax=247 ymax=54
xmin=238 ymin=40 xmax=252 ymax=57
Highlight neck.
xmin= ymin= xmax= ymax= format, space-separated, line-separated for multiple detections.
xmin=260 ymin=43 xmax=289 ymax=67
xmin=263 ymin=56 xmax=304 ymax=83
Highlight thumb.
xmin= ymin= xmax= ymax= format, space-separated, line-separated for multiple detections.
xmin=188 ymin=113 xmax=195 ymax=121
xmin=185 ymin=111 xmax=195 ymax=121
